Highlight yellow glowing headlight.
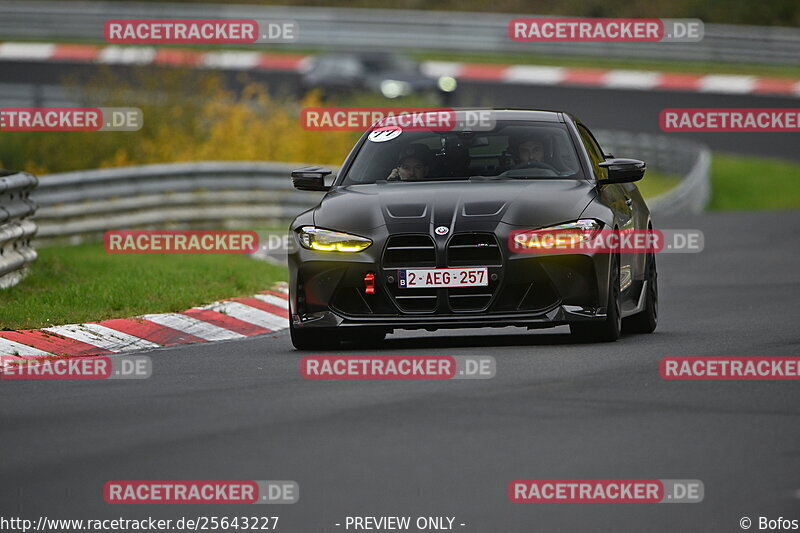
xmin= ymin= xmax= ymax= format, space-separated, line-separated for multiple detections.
xmin=514 ymin=219 xmax=603 ymax=249
xmin=437 ymin=76 xmax=458 ymax=92
xmin=298 ymin=226 xmax=372 ymax=252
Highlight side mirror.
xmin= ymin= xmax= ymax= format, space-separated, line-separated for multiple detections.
xmin=292 ymin=166 xmax=332 ymax=191
xmin=599 ymin=158 xmax=645 ymax=184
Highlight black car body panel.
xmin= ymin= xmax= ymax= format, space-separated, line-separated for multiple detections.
xmin=289 ymin=109 xmax=652 ymax=336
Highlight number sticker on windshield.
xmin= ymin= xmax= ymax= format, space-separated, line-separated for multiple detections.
xmin=368 ymin=127 xmax=402 ymax=142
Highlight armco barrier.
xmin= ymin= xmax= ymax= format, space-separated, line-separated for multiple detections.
xmin=0 ymin=170 xmax=38 ymax=289
xmin=31 ymin=132 xmax=709 ymax=244
xmin=32 ymin=162 xmax=324 ymax=241
xmin=595 ymin=130 xmax=711 ymax=216
xmin=0 ymin=1 xmax=797 ymax=65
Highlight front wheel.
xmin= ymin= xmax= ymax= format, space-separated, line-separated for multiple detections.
xmin=570 ymin=252 xmax=622 ymax=343
xmin=622 ymin=250 xmax=658 ymax=334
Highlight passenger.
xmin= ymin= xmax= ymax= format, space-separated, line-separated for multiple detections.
xmin=387 ymin=143 xmax=433 ymax=181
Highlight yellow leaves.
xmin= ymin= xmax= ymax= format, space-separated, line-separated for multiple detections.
xmin=2 ymin=70 xmax=360 ymax=174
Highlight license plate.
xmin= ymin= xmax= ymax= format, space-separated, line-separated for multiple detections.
xmin=398 ymin=267 xmax=488 ymax=288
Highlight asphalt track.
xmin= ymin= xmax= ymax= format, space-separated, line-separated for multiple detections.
xmin=3 ymin=210 xmax=800 ymax=532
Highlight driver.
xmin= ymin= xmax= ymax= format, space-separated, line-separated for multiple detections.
xmin=511 ymin=133 xmax=547 ymax=165
xmin=387 ymin=143 xmax=433 ymax=181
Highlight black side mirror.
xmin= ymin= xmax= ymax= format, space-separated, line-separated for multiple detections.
xmin=292 ymin=166 xmax=332 ymax=191
xmin=599 ymin=158 xmax=645 ymax=184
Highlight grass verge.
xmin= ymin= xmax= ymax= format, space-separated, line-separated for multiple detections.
xmin=0 ymin=243 xmax=288 ymax=330
xmin=710 ymin=154 xmax=800 ymax=210
xmin=638 ymin=171 xmax=682 ymax=199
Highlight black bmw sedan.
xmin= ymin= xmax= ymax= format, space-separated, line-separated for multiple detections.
xmin=288 ymin=109 xmax=658 ymax=349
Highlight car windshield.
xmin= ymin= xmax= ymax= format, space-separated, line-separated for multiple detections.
xmin=340 ymin=120 xmax=585 ymax=185
xmin=313 ymin=56 xmax=362 ymax=76
xmin=361 ymin=55 xmax=418 ymax=74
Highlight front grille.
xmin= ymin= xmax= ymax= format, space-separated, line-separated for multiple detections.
xmin=447 ymin=233 xmax=501 ymax=311
xmin=382 ymin=232 xmax=503 ymax=314
xmin=447 ymin=233 xmax=502 ymax=267
xmin=382 ymin=235 xmax=436 ymax=268
xmin=384 ymin=234 xmax=437 ymax=312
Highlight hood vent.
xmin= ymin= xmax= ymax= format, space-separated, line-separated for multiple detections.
xmin=462 ymin=201 xmax=506 ymax=217
xmin=386 ymin=203 xmax=428 ymax=218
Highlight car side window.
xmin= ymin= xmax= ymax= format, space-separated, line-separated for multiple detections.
xmin=576 ymin=124 xmax=608 ymax=180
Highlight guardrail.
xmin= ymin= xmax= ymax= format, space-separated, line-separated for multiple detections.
xmin=595 ymin=130 xmax=711 ymax=216
xmin=0 ymin=170 xmax=38 ymax=289
xmin=31 ymin=132 xmax=709 ymax=244
xmin=0 ymin=1 xmax=797 ymax=65
xmin=32 ymin=162 xmax=324 ymax=241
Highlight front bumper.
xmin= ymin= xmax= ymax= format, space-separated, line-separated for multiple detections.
xmin=291 ymin=304 xmax=608 ymax=332
xmin=289 ymin=228 xmax=613 ymax=331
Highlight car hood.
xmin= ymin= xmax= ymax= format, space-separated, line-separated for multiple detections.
xmin=313 ymin=180 xmax=597 ymax=234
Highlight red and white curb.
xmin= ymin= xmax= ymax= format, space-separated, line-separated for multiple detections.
xmin=0 ymin=284 xmax=289 ymax=370
xmin=1 ymin=41 xmax=798 ymax=98
xmin=421 ymin=61 xmax=800 ymax=97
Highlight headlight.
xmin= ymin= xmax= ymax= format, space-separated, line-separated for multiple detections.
xmin=437 ymin=76 xmax=457 ymax=92
xmin=513 ymin=219 xmax=603 ymax=249
xmin=380 ymin=80 xmax=412 ymax=98
xmin=297 ymin=226 xmax=372 ymax=252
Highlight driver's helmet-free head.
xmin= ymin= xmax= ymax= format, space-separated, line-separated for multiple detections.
xmin=396 ymin=143 xmax=434 ymax=180
xmin=508 ymin=132 xmax=550 ymax=164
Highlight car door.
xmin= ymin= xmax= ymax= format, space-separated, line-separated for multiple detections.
xmin=575 ymin=123 xmax=636 ymax=295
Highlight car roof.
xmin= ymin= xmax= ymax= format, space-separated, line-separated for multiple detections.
xmin=450 ymin=108 xmax=566 ymax=122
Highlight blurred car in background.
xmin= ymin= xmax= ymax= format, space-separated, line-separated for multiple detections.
xmin=299 ymin=52 xmax=458 ymax=102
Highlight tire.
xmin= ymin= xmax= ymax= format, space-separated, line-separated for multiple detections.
xmin=622 ymin=249 xmax=658 ymax=334
xmin=289 ymin=321 xmax=341 ymax=351
xmin=570 ymin=252 xmax=622 ymax=343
